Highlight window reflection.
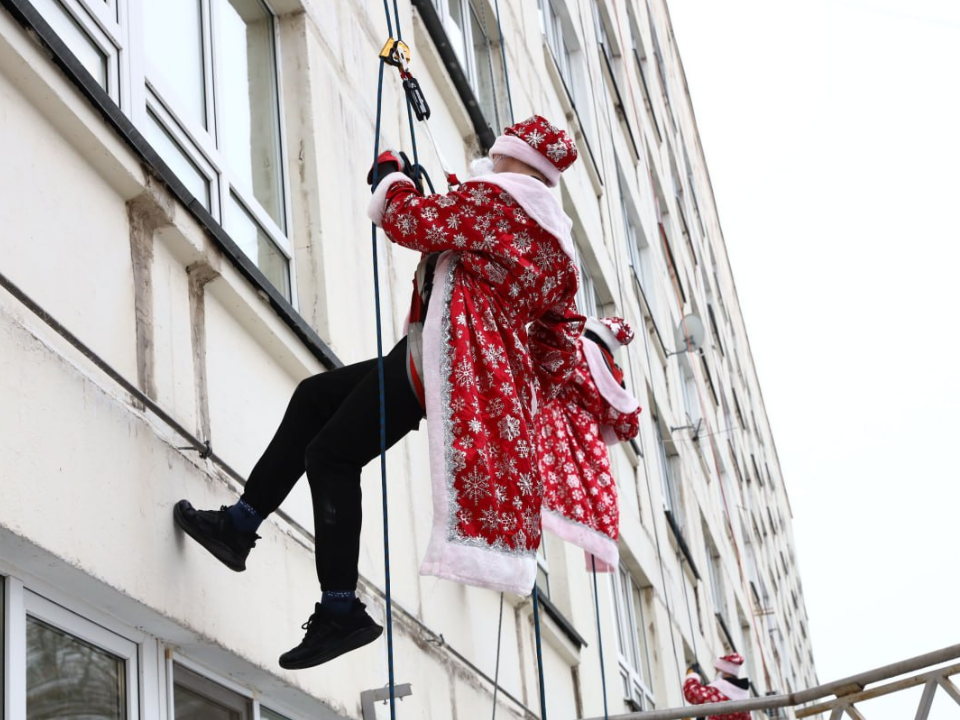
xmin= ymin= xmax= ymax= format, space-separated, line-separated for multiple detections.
xmin=26 ymin=616 xmax=126 ymax=720
xmin=143 ymin=0 xmax=206 ymax=128
xmin=216 ymin=0 xmax=284 ymax=230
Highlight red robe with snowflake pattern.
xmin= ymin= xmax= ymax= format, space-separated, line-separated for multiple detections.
xmin=538 ymin=335 xmax=640 ymax=571
xmin=369 ymin=170 xmax=584 ymax=594
xmin=683 ymin=674 xmax=750 ymax=720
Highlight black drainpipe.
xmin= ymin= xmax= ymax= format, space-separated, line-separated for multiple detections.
xmin=410 ymin=0 xmax=498 ymax=151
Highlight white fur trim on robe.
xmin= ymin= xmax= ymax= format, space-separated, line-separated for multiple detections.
xmin=542 ymin=508 xmax=618 ymax=570
xmin=367 ymin=172 xmax=415 ymax=226
xmin=600 ymin=425 xmax=619 ymax=447
xmin=469 ymin=173 xmax=576 ymax=263
xmin=710 ymin=677 xmax=749 ymax=702
xmin=582 ymin=339 xmax=640 ymax=414
xmin=418 ymin=252 xmax=538 ymax=595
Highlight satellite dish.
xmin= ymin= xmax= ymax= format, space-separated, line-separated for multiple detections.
xmin=673 ymin=313 xmax=705 ymax=354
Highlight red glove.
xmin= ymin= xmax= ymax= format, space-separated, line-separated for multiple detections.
xmin=367 ymin=150 xmax=423 ymax=193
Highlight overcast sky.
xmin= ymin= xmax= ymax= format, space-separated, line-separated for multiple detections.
xmin=666 ymin=0 xmax=960 ymax=717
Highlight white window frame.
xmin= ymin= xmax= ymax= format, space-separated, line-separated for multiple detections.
xmin=2 ymin=572 xmax=310 ymax=720
xmin=576 ymin=256 xmax=601 ymax=319
xmin=168 ymin=653 xmax=307 ymax=720
xmin=539 ymin=0 xmax=594 ymax=146
xmin=28 ymin=0 xmax=296 ymax=301
xmin=611 ymin=566 xmax=656 ymax=711
xmin=679 ymin=354 xmax=701 ymax=427
xmin=617 ymin=170 xmax=661 ymax=328
xmin=654 ymin=416 xmax=682 ymax=531
xmin=2 ymin=576 xmax=146 ymax=720
xmin=706 ymin=540 xmax=728 ymax=622
xmin=431 ymin=0 xmax=506 ymax=130
xmin=535 ymin=534 xmax=551 ymax=599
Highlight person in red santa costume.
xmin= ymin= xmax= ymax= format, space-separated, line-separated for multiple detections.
xmin=172 ymin=115 xmax=584 ymax=670
xmin=683 ymin=653 xmax=752 ymax=720
xmin=538 ymin=316 xmax=641 ymax=571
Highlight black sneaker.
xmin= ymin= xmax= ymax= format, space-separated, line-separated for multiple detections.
xmin=278 ymin=600 xmax=383 ymax=670
xmin=173 ymin=500 xmax=258 ymax=572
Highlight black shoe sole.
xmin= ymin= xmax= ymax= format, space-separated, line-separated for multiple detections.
xmin=173 ymin=501 xmax=246 ymax=572
xmin=278 ymin=625 xmax=384 ymax=670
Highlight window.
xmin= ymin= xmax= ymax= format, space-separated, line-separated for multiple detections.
xmin=30 ymin=0 xmax=293 ymax=299
xmin=655 ymin=194 xmax=686 ymax=304
xmin=646 ymin=3 xmax=677 ymax=134
xmin=654 ymin=415 xmax=683 ymax=533
xmin=618 ymin=172 xmax=659 ymax=324
xmin=612 ymin=567 xmax=655 ymax=711
xmin=576 ymin=255 xmax=601 ymax=319
xmin=539 ymin=0 xmax=594 ymax=143
xmin=25 ymin=592 xmax=139 ymax=720
xmin=432 ymin=0 xmax=509 ymax=131
xmin=679 ymin=355 xmax=701 ymax=428
xmin=174 ymin=664 xmax=252 ymax=719
xmin=536 ymin=535 xmax=551 ymax=598
xmin=29 ymin=0 xmax=120 ymax=95
xmin=626 ymin=8 xmax=661 ymax=142
xmin=706 ymin=542 xmax=727 ymax=622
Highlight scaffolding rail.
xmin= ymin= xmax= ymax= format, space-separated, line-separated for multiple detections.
xmin=583 ymin=643 xmax=960 ymax=720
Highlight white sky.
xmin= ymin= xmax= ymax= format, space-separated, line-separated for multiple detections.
xmin=666 ymin=0 xmax=960 ymax=717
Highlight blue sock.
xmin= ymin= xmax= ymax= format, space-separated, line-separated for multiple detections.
xmin=321 ymin=590 xmax=356 ymax=615
xmin=225 ymin=500 xmax=262 ymax=534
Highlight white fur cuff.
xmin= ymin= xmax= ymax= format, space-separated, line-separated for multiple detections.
xmin=367 ymin=172 xmax=415 ymax=226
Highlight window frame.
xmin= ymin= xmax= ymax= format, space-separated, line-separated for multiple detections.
xmin=611 ymin=566 xmax=656 ymax=711
xmin=23 ymin=589 xmax=142 ymax=720
xmin=27 ymin=0 xmax=296 ymax=301
xmin=429 ymin=0 xmax=507 ymax=132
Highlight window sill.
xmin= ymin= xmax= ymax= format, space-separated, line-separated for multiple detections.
xmin=528 ymin=591 xmax=586 ymax=666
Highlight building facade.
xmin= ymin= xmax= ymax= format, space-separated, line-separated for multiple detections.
xmin=0 ymin=0 xmax=817 ymax=717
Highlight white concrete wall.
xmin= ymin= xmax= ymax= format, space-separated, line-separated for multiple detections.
xmin=0 ymin=0 xmax=817 ymax=718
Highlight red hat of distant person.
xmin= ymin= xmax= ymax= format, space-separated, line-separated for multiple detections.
xmin=585 ymin=316 xmax=635 ymax=353
xmin=715 ymin=653 xmax=745 ymax=677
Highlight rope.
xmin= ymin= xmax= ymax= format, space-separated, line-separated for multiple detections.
xmin=532 ymin=584 xmax=549 ymax=719
xmin=491 ymin=592 xmax=505 ymax=720
xmin=369 ymin=0 xmax=423 ymax=715
xmin=369 ymin=51 xmax=399 ymax=719
xmin=591 ymin=557 xmax=610 ymax=720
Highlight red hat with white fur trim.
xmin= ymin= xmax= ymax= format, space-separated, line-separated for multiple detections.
xmin=489 ymin=115 xmax=578 ymax=187
xmin=585 ymin=316 xmax=634 ymax=353
xmin=715 ymin=653 xmax=745 ymax=677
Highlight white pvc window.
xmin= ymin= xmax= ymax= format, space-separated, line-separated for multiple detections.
xmin=679 ymin=354 xmax=701 ymax=428
xmin=611 ymin=566 xmax=656 ymax=711
xmin=169 ymin=657 xmax=305 ymax=720
xmin=618 ymin=171 xmax=660 ymax=326
xmin=654 ymin=417 xmax=681 ymax=528
xmin=706 ymin=541 xmax=728 ymax=622
xmin=431 ymin=0 xmax=507 ymax=130
xmin=29 ymin=0 xmax=293 ymax=300
xmin=535 ymin=535 xmax=551 ymax=599
xmin=24 ymin=591 xmax=140 ymax=720
xmin=576 ymin=257 xmax=601 ymax=319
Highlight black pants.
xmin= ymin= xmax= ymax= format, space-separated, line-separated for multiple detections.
xmin=241 ymin=338 xmax=424 ymax=591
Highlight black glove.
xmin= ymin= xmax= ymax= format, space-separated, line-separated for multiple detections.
xmin=367 ymin=149 xmax=423 ymax=194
